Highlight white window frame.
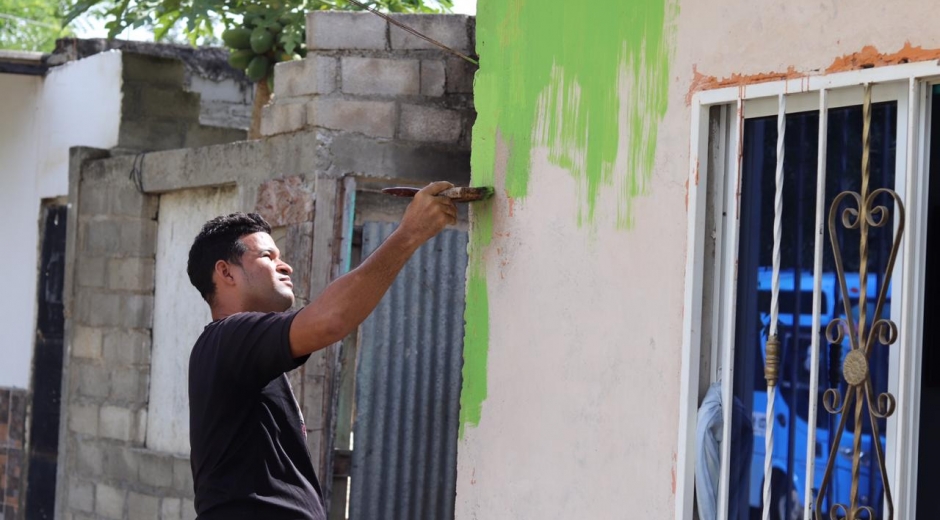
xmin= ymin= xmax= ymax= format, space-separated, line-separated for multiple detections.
xmin=676 ymin=62 xmax=939 ymax=520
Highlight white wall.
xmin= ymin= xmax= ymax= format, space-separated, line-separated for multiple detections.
xmin=148 ymin=187 xmax=239 ymax=455
xmin=0 ymin=74 xmax=43 ymax=389
xmin=0 ymin=51 xmax=122 ymax=389
xmin=455 ymin=0 xmax=940 ymax=518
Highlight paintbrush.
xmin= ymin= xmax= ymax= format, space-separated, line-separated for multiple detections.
xmin=381 ymin=186 xmax=494 ymax=203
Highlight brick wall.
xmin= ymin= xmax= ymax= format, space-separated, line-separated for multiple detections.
xmin=0 ymin=387 xmax=27 ymax=519
xmin=262 ymin=11 xmax=476 ymax=151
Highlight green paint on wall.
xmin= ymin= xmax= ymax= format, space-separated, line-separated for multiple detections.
xmin=472 ymin=0 xmax=677 ymax=226
xmin=459 ymin=269 xmax=489 ymax=439
xmin=459 ymin=0 xmax=677 ymax=438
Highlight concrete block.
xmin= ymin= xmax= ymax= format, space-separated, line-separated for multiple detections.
xmin=82 ymin=218 xmax=157 ymax=257
xmin=122 ymin=54 xmax=185 ymax=88
xmin=189 ymin=75 xmax=249 ymax=104
xmin=95 ymin=483 xmax=125 ymax=520
xmin=140 ymin=452 xmax=174 ymax=488
xmin=103 ymin=329 xmax=151 ymax=366
xmin=76 ymin=255 xmax=107 ymax=288
xmin=274 ymin=56 xmax=336 ymax=98
xmin=421 ymin=60 xmax=446 ymax=97
xmin=307 ymin=11 xmax=386 ymax=50
xmin=445 ymin=57 xmax=476 ymax=94
xmin=68 ymin=478 xmax=95 ymax=512
xmin=69 ymin=403 xmax=99 ymax=436
xmin=75 ymin=440 xmax=103 ymax=475
xmin=389 ymin=14 xmax=471 ymax=51
xmin=74 ymin=362 xmax=111 ymax=399
xmin=173 ymin=457 xmax=194 ymax=496
xmin=183 ymin=125 xmax=247 ymax=149
xmin=118 ymin=119 xmax=187 ymax=151
xmin=128 ymin=492 xmax=160 ymax=518
xmin=126 ymin=85 xmax=201 ymax=122
xmin=76 ymin=291 xmax=153 ymax=329
xmin=72 ymin=326 xmax=103 ymax=359
xmin=99 ymin=405 xmax=133 ymax=441
xmin=182 ymin=498 xmax=196 ymax=520
xmin=306 ymin=98 xmax=396 ymax=139
xmin=107 ymin=257 xmax=155 ymax=292
xmin=399 ymin=104 xmax=463 ymax=143
xmin=161 ymin=498 xmax=182 ymax=520
xmin=103 ymin=447 xmax=139 ymax=482
xmin=135 ymin=408 xmax=148 ymax=445
xmin=261 ymin=102 xmax=306 ymax=137
xmin=109 ymin=367 xmax=148 ymax=403
xmin=80 ymin=180 xmax=158 ymax=219
xmin=341 ymin=57 xmax=419 ymax=96
xmin=328 ymin=133 xmax=470 ymax=183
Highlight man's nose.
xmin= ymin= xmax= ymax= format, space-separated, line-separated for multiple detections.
xmin=277 ymin=262 xmax=293 ymax=275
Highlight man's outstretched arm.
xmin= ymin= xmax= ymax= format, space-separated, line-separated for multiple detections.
xmin=288 ymin=181 xmax=458 ymax=358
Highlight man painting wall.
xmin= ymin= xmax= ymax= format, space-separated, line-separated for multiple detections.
xmin=185 ymin=182 xmax=458 ymax=519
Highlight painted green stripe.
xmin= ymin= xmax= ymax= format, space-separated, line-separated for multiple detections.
xmin=459 ymin=0 xmax=678 ymax=438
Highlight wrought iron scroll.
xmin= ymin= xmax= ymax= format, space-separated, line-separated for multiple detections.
xmin=814 ymin=85 xmax=904 ymax=520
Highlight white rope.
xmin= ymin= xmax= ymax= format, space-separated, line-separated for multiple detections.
xmin=763 ymin=93 xmax=786 ymax=520
xmin=803 ymin=89 xmax=828 ymax=520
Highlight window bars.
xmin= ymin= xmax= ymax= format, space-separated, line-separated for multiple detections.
xmin=679 ymin=62 xmax=938 ymax=520
xmin=811 ymin=84 xmax=904 ymax=520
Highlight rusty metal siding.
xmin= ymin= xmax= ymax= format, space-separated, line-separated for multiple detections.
xmin=349 ymin=222 xmax=467 ymax=520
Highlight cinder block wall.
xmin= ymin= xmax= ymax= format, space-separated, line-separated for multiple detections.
xmin=119 ymin=53 xmax=247 ymax=153
xmin=262 ymin=12 xmax=476 ymax=152
xmin=59 ymin=148 xmax=194 ymax=520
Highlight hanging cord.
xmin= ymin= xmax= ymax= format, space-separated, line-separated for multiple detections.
xmin=344 ymin=0 xmax=479 ymax=66
xmin=762 ymin=93 xmax=786 ymax=520
xmin=129 ymin=153 xmax=145 ymax=193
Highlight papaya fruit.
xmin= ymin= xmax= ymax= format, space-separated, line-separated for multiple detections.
xmin=221 ymin=28 xmax=252 ymax=50
xmin=227 ymin=49 xmax=254 ymax=70
xmin=250 ymin=27 xmax=275 ymax=54
xmin=246 ymin=55 xmax=270 ymax=82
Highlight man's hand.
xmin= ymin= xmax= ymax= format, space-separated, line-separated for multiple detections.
xmin=397 ymin=181 xmax=458 ymax=246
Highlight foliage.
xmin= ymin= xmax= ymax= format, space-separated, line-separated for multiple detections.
xmin=65 ymin=0 xmax=453 ymax=82
xmin=0 ymin=0 xmax=72 ymax=52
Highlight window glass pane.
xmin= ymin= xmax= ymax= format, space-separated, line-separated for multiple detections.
xmin=733 ymin=102 xmax=897 ymax=518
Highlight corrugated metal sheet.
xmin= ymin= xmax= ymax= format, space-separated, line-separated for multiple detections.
xmin=350 ymin=222 xmax=468 ymax=520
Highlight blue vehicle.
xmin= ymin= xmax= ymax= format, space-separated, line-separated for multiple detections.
xmin=748 ymin=268 xmax=888 ymax=518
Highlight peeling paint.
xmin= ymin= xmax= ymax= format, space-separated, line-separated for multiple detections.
xmin=826 ymin=42 xmax=940 ymax=72
xmin=687 ymin=42 xmax=940 ymax=104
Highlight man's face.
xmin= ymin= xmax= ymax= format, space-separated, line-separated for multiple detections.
xmin=231 ymin=232 xmax=295 ymax=312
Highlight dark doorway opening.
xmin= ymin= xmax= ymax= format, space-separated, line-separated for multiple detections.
xmin=24 ymin=204 xmax=67 ymax=519
xmin=915 ymin=85 xmax=940 ymax=520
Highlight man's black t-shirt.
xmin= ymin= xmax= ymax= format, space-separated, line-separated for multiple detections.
xmin=188 ymin=310 xmax=327 ymax=520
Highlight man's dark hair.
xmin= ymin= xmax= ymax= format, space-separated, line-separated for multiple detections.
xmin=187 ymin=212 xmax=272 ymax=303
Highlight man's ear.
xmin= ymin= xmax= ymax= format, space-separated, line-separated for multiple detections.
xmin=214 ymin=260 xmax=238 ymax=289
